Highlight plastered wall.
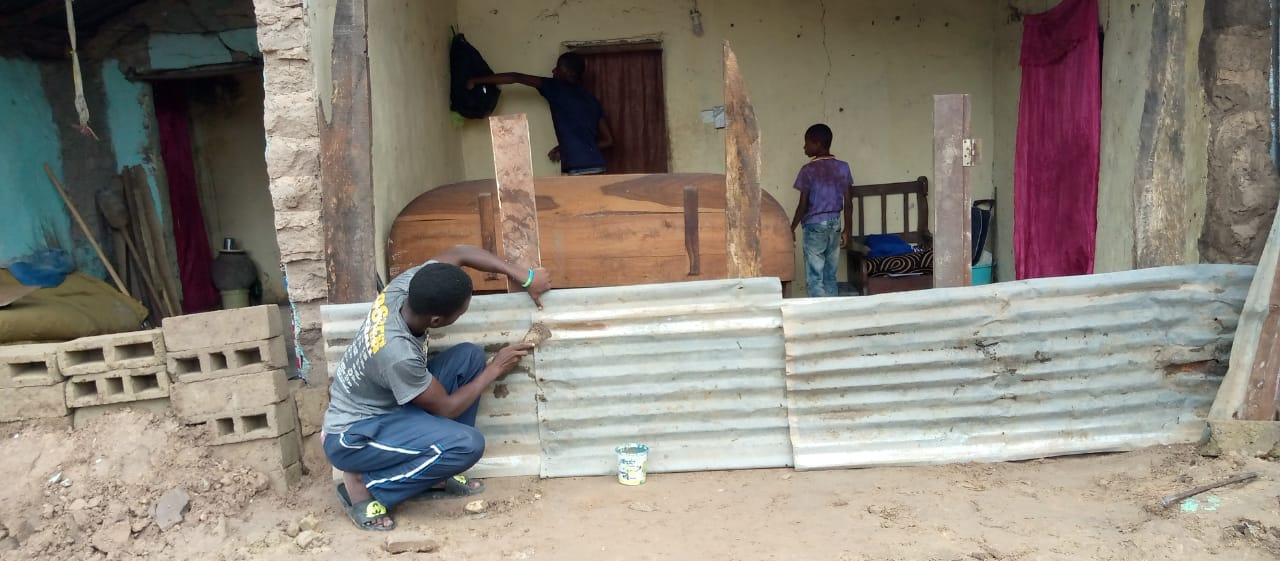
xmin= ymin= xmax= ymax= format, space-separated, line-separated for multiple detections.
xmin=368 ymin=0 xmax=464 ymax=280
xmin=435 ymin=0 xmax=998 ymax=294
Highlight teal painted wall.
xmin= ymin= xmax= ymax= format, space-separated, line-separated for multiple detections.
xmin=148 ymin=29 xmax=261 ymax=70
xmin=0 ymin=58 xmax=71 ymax=267
xmin=102 ymin=59 xmax=166 ymax=224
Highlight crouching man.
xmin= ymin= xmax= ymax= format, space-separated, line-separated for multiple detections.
xmin=322 ymin=245 xmax=550 ymax=530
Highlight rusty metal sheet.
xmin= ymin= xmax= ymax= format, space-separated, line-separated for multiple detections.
xmin=783 ymin=265 xmax=1254 ymax=470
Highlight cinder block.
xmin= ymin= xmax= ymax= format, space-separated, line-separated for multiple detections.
xmin=167 ymin=337 xmax=288 ymax=383
xmin=162 ymin=305 xmax=283 ymax=352
xmin=1200 ymin=419 xmax=1280 ymax=457
xmin=291 ymin=379 xmax=328 ymax=437
xmin=209 ymin=429 xmax=303 ymax=472
xmin=0 ymin=384 xmax=68 ymax=422
xmin=206 ymin=397 xmax=299 ymax=445
xmin=64 ymin=366 xmax=169 ymax=408
xmin=0 ymin=343 xmax=62 ymax=387
xmin=266 ymin=462 xmax=304 ymax=491
xmin=57 ymin=330 xmax=165 ymax=376
xmin=171 ymin=370 xmax=290 ymax=423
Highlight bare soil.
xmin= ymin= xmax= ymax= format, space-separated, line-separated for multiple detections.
xmin=2 ymin=409 xmax=1278 ymax=561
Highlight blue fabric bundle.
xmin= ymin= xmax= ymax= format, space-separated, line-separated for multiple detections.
xmin=7 ymin=249 xmax=75 ymax=288
xmin=864 ymin=234 xmax=915 ymax=258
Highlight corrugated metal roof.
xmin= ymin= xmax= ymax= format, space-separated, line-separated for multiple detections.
xmin=782 ymin=265 xmax=1255 ymax=471
xmin=532 ymin=277 xmax=790 ymax=477
xmin=321 ymin=293 xmax=541 ymax=478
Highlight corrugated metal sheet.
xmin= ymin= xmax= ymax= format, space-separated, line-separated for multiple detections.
xmin=321 ymin=294 xmax=540 ymax=477
xmin=533 ymin=278 xmax=790 ymax=478
xmin=782 ymin=265 xmax=1255 ymax=471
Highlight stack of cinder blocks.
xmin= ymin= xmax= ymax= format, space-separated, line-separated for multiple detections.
xmin=0 ymin=343 xmax=68 ymax=423
xmin=58 ymin=330 xmax=169 ymax=416
xmin=164 ymin=305 xmax=304 ymax=490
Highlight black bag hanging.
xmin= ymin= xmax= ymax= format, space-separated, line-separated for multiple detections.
xmin=449 ymin=32 xmax=501 ymax=119
xmin=971 ymin=199 xmax=995 ymax=266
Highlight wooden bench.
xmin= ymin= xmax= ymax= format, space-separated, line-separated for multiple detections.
xmin=846 ymin=176 xmax=932 ymax=295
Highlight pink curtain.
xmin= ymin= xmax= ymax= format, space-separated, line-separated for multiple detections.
xmin=1014 ymin=0 xmax=1100 ymax=279
xmin=154 ymin=83 xmax=220 ymax=313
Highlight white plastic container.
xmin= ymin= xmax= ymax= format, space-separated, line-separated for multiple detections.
xmin=615 ymin=443 xmax=649 ymax=486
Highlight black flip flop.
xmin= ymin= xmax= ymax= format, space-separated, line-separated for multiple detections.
xmin=411 ymin=474 xmax=486 ymax=501
xmin=336 ymin=482 xmax=396 ymax=531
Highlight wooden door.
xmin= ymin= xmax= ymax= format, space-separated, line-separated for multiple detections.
xmin=579 ymin=47 xmax=670 ymax=173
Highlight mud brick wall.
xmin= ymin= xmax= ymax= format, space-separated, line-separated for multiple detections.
xmin=1200 ymin=0 xmax=1280 ymax=263
xmin=253 ymin=0 xmax=328 ymax=381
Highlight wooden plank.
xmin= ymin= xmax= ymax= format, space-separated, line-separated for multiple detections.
xmin=723 ymin=43 xmax=763 ymax=278
xmin=125 ymin=166 xmax=179 ymax=317
xmin=684 ymin=185 xmax=701 ymax=275
xmin=932 ymin=94 xmax=972 ymax=288
xmin=320 ymin=0 xmax=377 ymax=304
xmin=477 ymin=193 xmax=500 ymax=280
xmin=488 ymin=113 xmax=542 ymax=292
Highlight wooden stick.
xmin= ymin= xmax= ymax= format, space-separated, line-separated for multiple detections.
xmin=120 ymin=233 xmax=165 ymax=319
xmin=43 ymin=163 xmax=128 ymax=294
xmin=1160 ymin=472 xmax=1258 ymax=507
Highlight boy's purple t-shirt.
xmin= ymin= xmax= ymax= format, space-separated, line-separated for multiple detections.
xmin=793 ymin=157 xmax=853 ymax=225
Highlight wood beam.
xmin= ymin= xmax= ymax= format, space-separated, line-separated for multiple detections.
xmin=932 ymin=94 xmax=973 ymax=288
xmin=723 ymin=43 xmax=763 ymax=279
xmin=489 ymin=113 xmax=542 ymax=292
xmin=320 ymin=0 xmax=377 ymax=304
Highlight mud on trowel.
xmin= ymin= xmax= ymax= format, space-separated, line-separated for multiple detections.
xmin=501 ymin=322 xmax=552 ymax=381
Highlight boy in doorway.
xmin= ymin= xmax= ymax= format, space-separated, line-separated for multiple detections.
xmin=468 ymin=52 xmax=614 ymax=175
xmin=790 ymin=123 xmax=854 ymax=297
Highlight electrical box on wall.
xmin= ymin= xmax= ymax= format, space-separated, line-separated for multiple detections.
xmin=701 ymin=105 xmax=725 ymax=129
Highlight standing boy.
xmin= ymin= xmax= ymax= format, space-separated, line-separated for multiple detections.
xmin=468 ymin=51 xmax=614 ymax=175
xmin=790 ymin=124 xmax=854 ymax=297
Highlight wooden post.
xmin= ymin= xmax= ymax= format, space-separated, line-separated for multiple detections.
xmin=683 ymin=185 xmax=701 ymax=276
xmin=932 ymin=94 xmax=973 ymax=288
xmin=320 ymin=0 xmax=377 ymax=304
xmin=477 ymin=193 xmax=500 ymax=280
xmin=1243 ymin=298 xmax=1280 ymax=421
xmin=489 ymin=114 xmax=542 ymax=291
xmin=1211 ymin=198 xmax=1280 ymax=421
xmin=723 ymin=43 xmax=763 ymax=279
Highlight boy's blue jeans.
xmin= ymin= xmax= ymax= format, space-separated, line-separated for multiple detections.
xmin=323 ymin=343 xmax=488 ymax=509
xmin=802 ymin=218 xmax=841 ymax=297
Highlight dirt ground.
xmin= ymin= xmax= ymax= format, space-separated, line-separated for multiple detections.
xmin=2 ymin=409 xmax=1278 ymax=561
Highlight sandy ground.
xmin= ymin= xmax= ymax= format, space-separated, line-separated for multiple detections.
xmin=2 ymin=410 xmax=1278 ymax=561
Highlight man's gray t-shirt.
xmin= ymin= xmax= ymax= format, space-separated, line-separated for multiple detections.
xmin=323 ymin=263 xmax=434 ymax=434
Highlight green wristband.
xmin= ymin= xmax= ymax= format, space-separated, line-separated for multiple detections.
xmin=521 ymin=268 xmax=535 ymax=288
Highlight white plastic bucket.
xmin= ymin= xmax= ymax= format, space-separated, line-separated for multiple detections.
xmin=615 ymin=443 xmax=649 ymax=486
